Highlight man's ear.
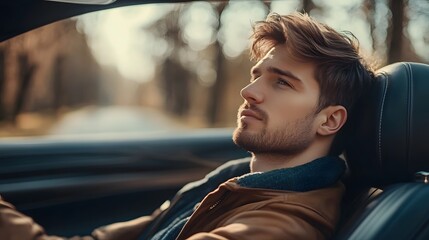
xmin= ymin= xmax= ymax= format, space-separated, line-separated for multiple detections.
xmin=317 ymin=105 xmax=347 ymax=136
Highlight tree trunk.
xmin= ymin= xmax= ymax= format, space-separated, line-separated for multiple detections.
xmin=13 ymin=53 xmax=36 ymax=122
xmin=364 ymin=0 xmax=377 ymax=52
xmin=53 ymin=55 xmax=64 ymax=112
xmin=387 ymin=0 xmax=405 ymax=63
xmin=207 ymin=2 xmax=227 ymax=126
xmin=302 ymin=0 xmax=316 ymax=13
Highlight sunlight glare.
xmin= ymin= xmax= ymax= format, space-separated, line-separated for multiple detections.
xmin=77 ymin=4 xmax=173 ymax=82
xmin=408 ymin=0 xmax=429 ymax=61
xmin=270 ymin=0 xmax=301 ymax=14
xmin=313 ymin=0 xmax=373 ymax=54
xmin=219 ymin=1 xmax=268 ymax=58
xmin=180 ymin=2 xmax=217 ymax=51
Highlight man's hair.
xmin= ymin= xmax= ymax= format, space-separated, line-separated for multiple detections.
xmin=250 ymin=12 xmax=375 ymax=155
xmin=250 ymin=12 xmax=374 ymax=114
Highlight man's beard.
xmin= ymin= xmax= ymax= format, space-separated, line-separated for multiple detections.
xmin=233 ymin=104 xmax=316 ymax=156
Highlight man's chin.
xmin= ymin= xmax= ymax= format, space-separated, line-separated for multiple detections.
xmin=233 ymin=128 xmax=256 ymax=149
xmin=233 ymin=125 xmax=251 ymax=137
xmin=232 ymin=127 xmax=244 ymax=145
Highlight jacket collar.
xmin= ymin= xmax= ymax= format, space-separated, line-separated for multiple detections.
xmin=236 ymin=156 xmax=346 ymax=192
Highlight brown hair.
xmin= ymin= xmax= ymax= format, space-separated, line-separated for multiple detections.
xmin=250 ymin=12 xmax=374 ymax=113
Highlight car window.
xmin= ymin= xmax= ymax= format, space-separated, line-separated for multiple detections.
xmin=0 ymin=0 xmax=427 ymax=137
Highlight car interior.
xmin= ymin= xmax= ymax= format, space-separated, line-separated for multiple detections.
xmin=1 ymin=1 xmax=429 ymax=239
xmin=336 ymin=62 xmax=429 ymax=239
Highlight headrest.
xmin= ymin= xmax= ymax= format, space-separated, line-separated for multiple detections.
xmin=345 ymin=62 xmax=429 ymax=188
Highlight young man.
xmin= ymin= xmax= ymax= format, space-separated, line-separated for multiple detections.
xmin=0 ymin=12 xmax=374 ymax=240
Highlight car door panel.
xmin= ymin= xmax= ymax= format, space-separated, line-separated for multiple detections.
xmin=0 ymin=129 xmax=249 ymax=236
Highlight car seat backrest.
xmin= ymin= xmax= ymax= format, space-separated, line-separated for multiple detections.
xmin=337 ymin=62 xmax=429 ymax=239
xmin=346 ymin=62 xmax=429 ymax=187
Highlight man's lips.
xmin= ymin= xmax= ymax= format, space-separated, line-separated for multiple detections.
xmin=240 ymin=109 xmax=263 ymax=120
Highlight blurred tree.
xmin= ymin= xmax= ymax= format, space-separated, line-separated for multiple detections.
xmin=12 ymin=53 xmax=36 ymax=122
xmin=207 ymin=2 xmax=227 ymax=126
xmin=52 ymin=55 xmax=64 ymax=112
xmin=387 ymin=0 xmax=406 ymax=63
xmin=162 ymin=58 xmax=191 ymax=116
xmin=387 ymin=0 xmax=422 ymax=63
xmin=407 ymin=0 xmax=429 ymax=62
xmin=363 ymin=0 xmax=377 ymax=52
xmin=262 ymin=1 xmax=271 ymax=10
xmin=302 ymin=0 xmax=317 ymax=13
xmin=0 ymin=19 xmax=100 ymax=129
xmin=155 ymin=9 xmax=192 ymax=116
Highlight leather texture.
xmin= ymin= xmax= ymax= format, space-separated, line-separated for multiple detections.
xmin=337 ymin=62 xmax=429 ymax=240
xmin=337 ymin=183 xmax=429 ymax=240
xmin=346 ymin=62 xmax=429 ymax=187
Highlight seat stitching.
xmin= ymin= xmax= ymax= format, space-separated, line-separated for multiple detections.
xmin=378 ymin=73 xmax=389 ymax=168
xmin=404 ymin=62 xmax=413 ymax=170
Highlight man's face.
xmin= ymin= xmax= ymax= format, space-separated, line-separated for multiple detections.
xmin=233 ymin=45 xmax=321 ymax=156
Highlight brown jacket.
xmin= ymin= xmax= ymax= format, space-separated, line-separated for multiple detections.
xmin=0 ymin=179 xmax=343 ymax=240
xmin=177 ymin=179 xmax=344 ymax=240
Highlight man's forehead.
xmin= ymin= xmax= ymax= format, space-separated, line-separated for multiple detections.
xmin=254 ymin=45 xmax=314 ymax=71
xmin=251 ymin=45 xmax=319 ymax=91
xmin=257 ymin=47 xmax=277 ymax=64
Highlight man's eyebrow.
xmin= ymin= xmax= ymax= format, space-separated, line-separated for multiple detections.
xmin=268 ymin=67 xmax=302 ymax=83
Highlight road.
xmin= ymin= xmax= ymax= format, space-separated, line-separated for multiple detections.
xmin=49 ymin=106 xmax=186 ymax=135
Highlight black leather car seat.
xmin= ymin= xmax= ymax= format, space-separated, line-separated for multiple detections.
xmin=336 ymin=62 xmax=429 ymax=239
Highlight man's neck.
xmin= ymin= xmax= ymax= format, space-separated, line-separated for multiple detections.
xmin=250 ymin=149 xmax=328 ymax=173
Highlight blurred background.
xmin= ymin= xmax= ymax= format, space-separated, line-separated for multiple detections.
xmin=0 ymin=0 xmax=428 ymax=137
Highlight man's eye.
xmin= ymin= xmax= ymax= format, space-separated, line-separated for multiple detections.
xmin=277 ymin=78 xmax=292 ymax=88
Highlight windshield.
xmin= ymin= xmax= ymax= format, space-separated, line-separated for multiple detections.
xmin=0 ymin=0 xmax=427 ymax=137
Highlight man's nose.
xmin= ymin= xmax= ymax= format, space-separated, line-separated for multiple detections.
xmin=240 ymin=81 xmax=264 ymax=104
